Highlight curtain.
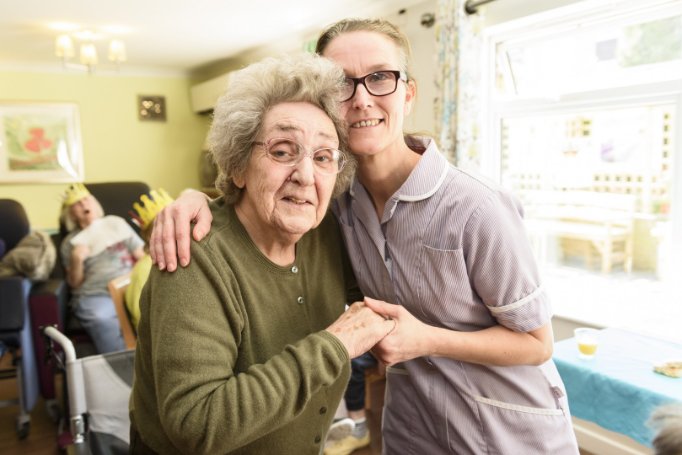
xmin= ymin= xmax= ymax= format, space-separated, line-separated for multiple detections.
xmin=434 ymin=0 xmax=484 ymax=169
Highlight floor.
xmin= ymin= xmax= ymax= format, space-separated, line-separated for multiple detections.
xmin=0 ymin=351 xmax=61 ymax=455
xmin=353 ymin=377 xmax=385 ymax=455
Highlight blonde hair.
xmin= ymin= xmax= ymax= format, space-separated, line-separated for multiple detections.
xmin=315 ymin=18 xmax=413 ymax=78
xmin=208 ymin=52 xmax=354 ymax=203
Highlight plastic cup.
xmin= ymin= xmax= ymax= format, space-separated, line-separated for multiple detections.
xmin=574 ymin=328 xmax=599 ymax=360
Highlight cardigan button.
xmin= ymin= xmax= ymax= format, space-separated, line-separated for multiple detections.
xmin=297 ymin=296 xmax=304 ymax=304
xmin=319 ymin=406 xmax=327 ymax=414
xmin=291 ymin=265 xmax=299 ymax=273
xmin=314 ymin=435 xmax=322 ymax=443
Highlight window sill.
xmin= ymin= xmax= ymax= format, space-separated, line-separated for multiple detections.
xmin=545 ymin=265 xmax=681 ymax=344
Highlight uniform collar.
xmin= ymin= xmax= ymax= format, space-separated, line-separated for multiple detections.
xmin=349 ymin=135 xmax=449 ymax=203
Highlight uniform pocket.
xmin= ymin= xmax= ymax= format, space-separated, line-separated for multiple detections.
xmin=472 ymin=394 xmax=564 ymax=416
xmin=467 ymin=392 xmax=577 ymax=454
xmin=419 ymin=246 xmax=492 ymax=327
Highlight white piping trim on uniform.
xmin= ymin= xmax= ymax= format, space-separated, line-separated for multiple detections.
xmin=399 ymin=164 xmax=449 ymax=202
xmin=486 ymin=284 xmax=544 ymax=314
xmin=472 ymin=394 xmax=565 ymax=416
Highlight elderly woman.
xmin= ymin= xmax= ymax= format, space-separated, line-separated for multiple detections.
xmin=60 ymin=184 xmax=145 ymax=353
xmin=129 ymin=53 xmax=394 ymax=455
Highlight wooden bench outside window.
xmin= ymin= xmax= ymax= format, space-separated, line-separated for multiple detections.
xmin=522 ymin=190 xmax=636 ymax=273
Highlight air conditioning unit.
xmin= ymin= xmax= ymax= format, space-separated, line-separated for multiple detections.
xmin=190 ymin=72 xmax=233 ymax=114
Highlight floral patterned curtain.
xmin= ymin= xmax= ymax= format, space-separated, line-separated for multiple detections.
xmin=434 ymin=0 xmax=484 ymax=169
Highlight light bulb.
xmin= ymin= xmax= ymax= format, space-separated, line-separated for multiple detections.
xmin=55 ymin=34 xmax=75 ymax=59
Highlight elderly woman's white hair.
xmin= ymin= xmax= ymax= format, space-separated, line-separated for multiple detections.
xmin=208 ymin=52 xmax=354 ymax=203
xmin=649 ymin=404 xmax=682 ymax=455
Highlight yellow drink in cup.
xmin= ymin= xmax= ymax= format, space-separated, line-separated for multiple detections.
xmin=578 ymin=342 xmax=598 ymax=356
xmin=574 ymin=328 xmax=599 ymax=360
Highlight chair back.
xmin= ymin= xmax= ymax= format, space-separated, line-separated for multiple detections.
xmin=58 ymin=181 xmax=151 ymax=238
xmin=108 ymin=274 xmax=136 ymax=350
xmin=53 ymin=181 xmax=151 ymax=280
xmin=0 ymin=199 xmax=30 ymax=251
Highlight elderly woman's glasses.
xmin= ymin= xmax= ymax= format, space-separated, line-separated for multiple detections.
xmin=341 ymin=70 xmax=407 ymax=102
xmin=254 ymin=138 xmax=347 ymax=175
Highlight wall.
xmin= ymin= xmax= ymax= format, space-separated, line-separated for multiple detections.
xmin=0 ymin=70 xmax=209 ymax=230
xmin=386 ymin=2 xmax=438 ymax=136
xmin=482 ymin=0 xmax=582 ymax=25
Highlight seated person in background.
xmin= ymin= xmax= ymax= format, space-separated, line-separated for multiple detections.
xmin=125 ymin=188 xmax=175 ymax=329
xmin=129 ymin=52 xmax=396 ymax=454
xmin=60 ymin=183 xmax=145 ymax=353
xmin=325 ymin=352 xmax=378 ymax=455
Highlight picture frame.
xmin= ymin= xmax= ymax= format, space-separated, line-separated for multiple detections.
xmin=137 ymin=95 xmax=166 ymax=122
xmin=0 ymin=102 xmax=84 ymax=183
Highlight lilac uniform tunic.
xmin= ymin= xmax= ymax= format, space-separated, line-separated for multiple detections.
xmin=332 ymin=137 xmax=579 ymax=454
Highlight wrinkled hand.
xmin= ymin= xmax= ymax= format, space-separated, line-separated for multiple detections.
xmin=326 ymin=300 xmax=396 ymax=359
xmin=150 ymin=190 xmax=212 ymax=271
xmin=364 ymin=298 xmax=432 ymax=366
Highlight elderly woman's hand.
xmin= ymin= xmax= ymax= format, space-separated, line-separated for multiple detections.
xmin=150 ymin=190 xmax=212 ymax=271
xmin=326 ymin=299 xmax=396 ymax=359
xmin=363 ymin=297 xmax=432 ymax=366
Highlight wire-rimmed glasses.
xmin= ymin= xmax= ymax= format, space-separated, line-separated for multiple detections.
xmin=254 ymin=138 xmax=347 ymax=175
xmin=341 ymin=70 xmax=407 ymax=102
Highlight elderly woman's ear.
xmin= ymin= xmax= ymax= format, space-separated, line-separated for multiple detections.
xmin=233 ymin=173 xmax=246 ymax=189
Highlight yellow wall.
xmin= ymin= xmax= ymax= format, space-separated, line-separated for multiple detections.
xmin=0 ymin=70 xmax=210 ymax=230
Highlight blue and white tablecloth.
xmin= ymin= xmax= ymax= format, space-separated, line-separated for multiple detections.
xmin=553 ymin=327 xmax=682 ymax=446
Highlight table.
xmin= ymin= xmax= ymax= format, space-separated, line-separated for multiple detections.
xmin=553 ymin=327 xmax=682 ymax=447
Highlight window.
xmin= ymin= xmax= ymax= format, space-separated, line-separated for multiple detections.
xmin=495 ymin=13 xmax=682 ymax=98
xmin=483 ymin=0 xmax=682 ymax=341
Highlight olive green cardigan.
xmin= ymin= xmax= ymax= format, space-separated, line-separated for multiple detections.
xmin=130 ymin=200 xmax=356 ymax=454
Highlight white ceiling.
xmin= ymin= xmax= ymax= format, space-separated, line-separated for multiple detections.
xmin=0 ymin=0 xmax=430 ymax=75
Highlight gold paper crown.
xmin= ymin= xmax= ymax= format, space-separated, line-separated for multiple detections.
xmin=129 ymin=188 xmax=174 ymax=230
xmin=63 ymin=183 xmax=91 ymax=207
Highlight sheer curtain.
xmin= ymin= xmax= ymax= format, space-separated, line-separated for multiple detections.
xmin=435 ymin=0 xmax=484 ymax=170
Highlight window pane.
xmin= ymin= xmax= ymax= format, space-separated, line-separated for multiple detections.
xmin=620 ymin=16 xmax=682 ymax=67
xmin=495 ymin=14 xmax=682 ymax=98
xmin=500 ymin=104 xmax=675 ymax=333
xmin=488 ymin=2 xmax=682 ymax=339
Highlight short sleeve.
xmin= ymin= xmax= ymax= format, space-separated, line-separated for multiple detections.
xmin=464 ymin=191 xmax=551 ymax=332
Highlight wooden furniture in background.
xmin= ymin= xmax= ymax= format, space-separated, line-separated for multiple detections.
xmin=522 ymin=190 xmax=636 ymax=273
xmin=107 ymin=274 xmax=136 ymax=350
xmin=364 ymin=364 xmax=386 ymax=410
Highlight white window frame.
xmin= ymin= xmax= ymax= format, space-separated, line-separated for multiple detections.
xmin=480 ymin=0 xmax=682 ymax=335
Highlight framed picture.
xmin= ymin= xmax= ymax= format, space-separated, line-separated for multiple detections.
xmin=0 ymin=102 xmax=84 ymax=183
xmin=138 ymin=95 xmax=166 ymax=121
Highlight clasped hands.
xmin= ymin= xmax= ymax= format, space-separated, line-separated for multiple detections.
xmin=326 ymin=297 xmax=430 ymax=366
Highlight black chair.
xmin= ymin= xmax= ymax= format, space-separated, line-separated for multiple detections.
xmin=0 ymin=199 xmax=41 ymax=439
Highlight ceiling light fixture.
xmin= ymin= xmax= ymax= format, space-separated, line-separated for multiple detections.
xmin=55 ymin=29 xmax=127 ymax=73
